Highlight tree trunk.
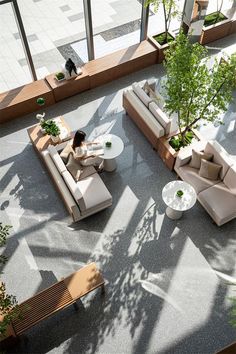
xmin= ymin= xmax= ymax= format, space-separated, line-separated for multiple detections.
xmin=214 ymin=0 xmax=223 ymax=24
xmin=163 ymin=3 xmax=168 ymax=44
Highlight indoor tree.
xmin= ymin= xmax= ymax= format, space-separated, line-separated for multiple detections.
xmin=163 ymin=30 xmax=236 ymax=150
xmin=0 ymin=223 xmax=20 ymax=337
xmin=145 ymin=0 xmax=180 ymax=45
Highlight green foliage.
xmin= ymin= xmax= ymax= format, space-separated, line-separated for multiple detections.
xmin=145 ymin=0 xmax=179 ymax=43
xmin=176 ymin=190 xmax=184 ymax=197
xmin=169 ymin=130 xmax=194 ymax=151
xmin=0 ymin=224 xmax=20 ymax=338
xmin=44 ymin=120 xmax=60 ymax=137
xmin=204 ymin=12 xmax=226 ymax=27
xmin=229 ymin=295 xmax=236 ymax=328
xmin=153 ymin=32 xmax=174 ymax=45
xmin=0 ymin=224 xmax=11 ymax=265
xmin=164 ymin=30 xmax=236 ymax=148
xmin=55 ymin=72 xmax=65 ymax=80
xmin=0 ymin=283 xmax=20 ymax=337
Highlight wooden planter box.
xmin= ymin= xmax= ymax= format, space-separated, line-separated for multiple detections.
xmin=216 ymin=341 xmax=236 ymax=354
xmin=157 ymin=129 xmax=204 ymax=171
xmin=200 ymin=17 xmax=232 ymax=45
xmin=148 ymin=31 xmax=175 ymax=64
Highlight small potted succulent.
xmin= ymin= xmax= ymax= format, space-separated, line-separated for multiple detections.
xmin=105 ymin=141 xmax=112 ymax=148
xmin=176 ymin=190 xmax=184 ymax=198
xmin=45 ymin=120 xmax=61 ymax=143
xmin=55 ymin=72 xmax=65 ymax=82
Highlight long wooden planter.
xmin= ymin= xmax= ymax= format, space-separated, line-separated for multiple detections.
xmin=148 ymin=31 xmax=175 ymax=64
xmin=157 ymin=129 xmax=204 ymax=171
xmin=200 ymin=18 xmax=232 ymax=45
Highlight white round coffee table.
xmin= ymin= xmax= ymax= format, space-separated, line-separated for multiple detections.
xmin=97 ymin=134 xmax=124 ymax=172
xmin=162 ymin=181 xmax=197 ymax=220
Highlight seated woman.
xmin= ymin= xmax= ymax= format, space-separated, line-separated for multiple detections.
xmin=72 ymin=130 xmax=103 ymax=169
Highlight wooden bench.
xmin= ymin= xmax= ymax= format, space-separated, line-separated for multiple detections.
xmin=85 ymin=40 xmax=158 ymax=89
xmin=45 ymin=67 xmax=90 ymax=102
xmin=1 ymin=263 xmax=104 ymax=347
xmin=0 ymin=79 xmax=55 ymax=124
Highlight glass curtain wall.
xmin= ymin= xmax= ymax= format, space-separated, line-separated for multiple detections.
xmin=0 ymin=1 xmax=32 ymax=92
xmin=87 ymin=0 xmax=143 ymax=60
xmin=17 ymin=0 xmax=87 ymax=79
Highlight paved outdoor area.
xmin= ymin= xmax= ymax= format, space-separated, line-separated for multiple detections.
xmin=1 ymin=32 xmax=236 ymax=353
xmin=1 ymin=0 xmax=234 ymax=93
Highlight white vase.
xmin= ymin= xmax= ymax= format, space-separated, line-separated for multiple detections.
xmin=51 ymin=135 xmax=60 ymax=143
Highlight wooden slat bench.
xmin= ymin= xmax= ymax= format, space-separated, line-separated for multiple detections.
xmin=1 ymin=263 xmax=104 ymax=347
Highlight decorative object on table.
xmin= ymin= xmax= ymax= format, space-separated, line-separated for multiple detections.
xmin=44 ymin=120 xmax=61 ymax=143
xmin=105 ymin=141 xmax=112 ymax=148
xmin=162 ymin=180 xmax=197 ymax=220
xmin=176 ymin=190 xmax=184 ymax=198
xmin=55 ymin=72 xmax=65 ymax=82
xmin=65 ymin=58 xmax=77 ymax=77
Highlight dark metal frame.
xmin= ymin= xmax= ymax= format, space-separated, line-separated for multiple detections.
xmin=0 ymin=0 xmax=37 ymax=81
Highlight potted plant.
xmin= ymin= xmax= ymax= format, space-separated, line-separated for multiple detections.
xmin=55 ymin=72 xmax=65 ymax=82
xmin=45 ymin=120 xmax=61 ymax=143
xmin=145 ymin=0 xmax=180 ymax=63
xmin=158 ymin=31 xmax=236 ymax=169
xmin=200 ymin=0 xmax=232 ymax=45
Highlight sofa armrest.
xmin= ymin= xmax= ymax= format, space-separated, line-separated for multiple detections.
xmin=174 ymin=150 xmax=192 ymax=170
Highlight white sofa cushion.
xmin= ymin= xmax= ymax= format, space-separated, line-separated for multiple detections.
xmin=132 ymin=83 xmax=153 ymax=107
xmin=204 ymin=140 xmax=234 ymax=179
xmin=198 ymin=182 xmax=236 ymax=226
xmin=48 ymin=145 xmax=67 ymax=174
xmin=149 ymin=101 xmax=171 ymax=135
xmin=223 ymin=164 xmax=236 ymax=195
xmin=125 ymin=90 xmax=165 ymax=138
xmin=61 ymin=170 xmax=86 ymax=211
xmin=77 ymin=173 xmax=112 ymax=213
xmin=42 ymin=151 xmax=81 ymax=222
xmin=177 ymin=164 xmax=221 ymax=194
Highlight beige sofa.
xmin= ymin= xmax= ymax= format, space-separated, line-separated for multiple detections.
xmin=123 ymin=81 xmax=176 ymax=150
xmin=174 ymin=140 xmax=236 ymax=226
xmin=41 ymin=142 xmax=112 ymax=222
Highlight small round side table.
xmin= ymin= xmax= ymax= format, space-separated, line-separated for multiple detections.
xmin=162 ymin=181 xmax=197 ymax=220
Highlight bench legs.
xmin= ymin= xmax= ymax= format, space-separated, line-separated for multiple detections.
xmin=101 ymin=283 xmax=105 ymax=295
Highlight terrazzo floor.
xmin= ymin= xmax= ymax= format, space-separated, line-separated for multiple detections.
xmin=1 ymin=38 xmax=236 ymax=353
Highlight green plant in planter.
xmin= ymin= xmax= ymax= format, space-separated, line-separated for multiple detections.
xmin=45 ymin=121 xmax=60 ymax=137
xmin=105 ymin=141 xmax=112 ymax=148
xmin=163 ymin=30 xmax=236 ymax=149
xmin=55 ymin=72 xmax=65 ymax=81
xmin=176 ymin=190 xmax=184 ymax=197
xmin=145 ymin=0 xmax=180 ymax=45
xmin=204 ymin=0 xmax=232 ymax=27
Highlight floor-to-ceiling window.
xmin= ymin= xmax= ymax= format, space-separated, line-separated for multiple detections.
xmin=72 ymin=0 xmax=143 ymax=61
xmin=18 ymin=0 xmax=87 ymax=79
xmin=0 ymin=1 xmax=32 ymax=92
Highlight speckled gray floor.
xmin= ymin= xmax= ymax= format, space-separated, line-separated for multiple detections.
xmin=1 ymin=38 xmax=236 ymax=354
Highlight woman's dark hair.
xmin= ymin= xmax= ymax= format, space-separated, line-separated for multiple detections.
xmin=72 ymin=130 xmax=86 ymax=150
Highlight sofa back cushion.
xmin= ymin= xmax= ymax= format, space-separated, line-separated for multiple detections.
xmin=132 ymin=83 xmax=153 ymax=107
xmin=66 ymin=153 xmax=82 ymax=181
xmin=199 ymin=159 xmax=222 ymax=181
xmin=48 ymin=145 xmax=67 ymax=174
xmin=61 ymin=170 xmax=86 ymax=211
xmin=149 ymin=102 xmax=171 ymax=135
xmin=223 ymin=164 xmax=236 ymax=195
xmin=189 ymin=149 xmax=213 ymax=169
xmin=59 ymin=141 xmax=73 ymax=163
xmin=204 ymin=140 xmax=234 ymax=180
